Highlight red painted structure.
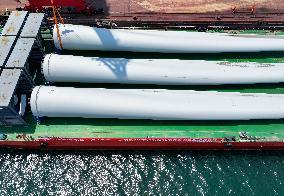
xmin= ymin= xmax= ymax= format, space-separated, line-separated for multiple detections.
xmin=0 ymin=138 xmax=283 ymax=150
xmin=25 ymin=0 xmax=88 ymax=12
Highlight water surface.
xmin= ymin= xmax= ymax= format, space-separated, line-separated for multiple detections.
xmin=0 ymin=151 xmax=282 ymax=195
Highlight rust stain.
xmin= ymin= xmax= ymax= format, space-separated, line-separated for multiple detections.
xmin=6 ymin=26 xmax=15 ymax=34
xmin=12 ymin=60 xmax=20 ymax=67
xmin=15 ymin=10 xmax=20 ymax=16
xmin=0 ymin=94 xmax=7 ymax=103
xmin=0 ymin=37 xmax=9 ymax=46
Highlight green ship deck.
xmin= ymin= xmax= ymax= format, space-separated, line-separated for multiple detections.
xmin=1 ymin=28 xmax=284 ymax=142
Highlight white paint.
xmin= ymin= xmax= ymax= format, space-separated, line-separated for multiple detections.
xmin=31 ymin=86 xmax=284 ymax=120
xmin=43 ymin=54 xmax=284 ymax=85
xmin=53 ymin=24 xmax=284 ymax=53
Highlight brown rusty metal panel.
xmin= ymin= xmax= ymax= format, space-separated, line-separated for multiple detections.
xmin=0 ymin=1 xmax=27 ymax=10
xmin=92 ymin=0 xmax=284 ymax=14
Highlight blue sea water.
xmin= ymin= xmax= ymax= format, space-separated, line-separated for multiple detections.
xmin=0 ymin=151 xmax=282 ymax=196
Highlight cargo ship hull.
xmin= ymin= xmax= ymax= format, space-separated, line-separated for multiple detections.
xmin=1 ymin=10 xmax=284 ymax=151
xmin=1 ymin=138 xmax=284 ymax=150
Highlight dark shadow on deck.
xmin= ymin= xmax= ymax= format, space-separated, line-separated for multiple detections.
xmin=62 ymin=50 xmax=284 ymax=61
xmin=0 ymin=114 xmax=37 ymax=134
xmin=42 ymin=117 xmax=284 ymax=127
xmin=53 ymin=81 xmax=284 ymax=92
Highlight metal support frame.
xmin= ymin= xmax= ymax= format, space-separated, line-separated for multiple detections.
xmin=0 ymin=11 xmax=45 ymax=126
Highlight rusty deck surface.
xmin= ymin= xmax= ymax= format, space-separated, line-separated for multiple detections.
xmin=7 ymin=0 xmax=281 ymax=29
xmin=92 ymin=0 xmax=284 ymax=14
xmin=0 ymin=0 xmax=23 ymax=14
xmin=2 ymin=1 xmax=284 ymax=14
